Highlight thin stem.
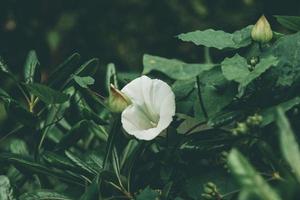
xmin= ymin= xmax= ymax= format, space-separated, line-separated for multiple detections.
xmin=0 ymin=124 xmax=23 ymax=143
xmin=204 ymin=47 xmax=212 ymax=63
xmin=196 ymin=76 xmax=208 ymax=121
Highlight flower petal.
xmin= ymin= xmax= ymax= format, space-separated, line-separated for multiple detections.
xmin=121 ymin=75 xmax=176 ymax=140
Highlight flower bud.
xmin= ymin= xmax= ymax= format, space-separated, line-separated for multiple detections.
xmin=232 ymin=122 xmax=248 ymax=135
xmin=246 ymin=114 xmax=263 ymax=127
xmin=107 ymin=84 xmax=131 ymax=113
xmin=251 ymin=15 xmax=273 ymax=43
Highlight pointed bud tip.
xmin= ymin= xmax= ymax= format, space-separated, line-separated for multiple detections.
xmin=251 ymin=15 xmax=273 ymax=43
xmin=108 ymin=84 xmax=131 ymax=113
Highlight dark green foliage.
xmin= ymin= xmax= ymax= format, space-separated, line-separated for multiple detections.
xmin=1 ymin=10 xmax=300 ymax=200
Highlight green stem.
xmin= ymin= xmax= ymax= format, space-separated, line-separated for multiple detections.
xmin=196 ymin=76 xmax=208 ymax=121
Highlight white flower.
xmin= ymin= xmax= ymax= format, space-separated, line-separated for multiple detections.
xmin=121 ymin=75 xmax=175 ymax=141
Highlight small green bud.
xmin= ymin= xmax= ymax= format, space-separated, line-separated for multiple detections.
xmin=232 ymin=122 xmax=248 ymax=135
xmin=107 ymin=84 xmax=131 ymax=113
xmin=206 ymin=182 xmax=216 ymax=189
xmin=201 ymin=193 xmax=213 ymax=199
xmin=246 ymin=114 xmax=263 ymax=126
xmin=251 ymin=15 xmax=273 ymax=43
xmin=248 ymin=56 xmax=259 ymax=68
xmin=204 ymin=187 xmax=214 ymax=194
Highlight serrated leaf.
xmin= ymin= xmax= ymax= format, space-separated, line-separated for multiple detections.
xmin=221 ymin=54 xmax=250 ymax=83
xmin=177 ymin=25 xmax=253 ymax=49
xmin=19 ymin=190 xmax=72 ymax=200
xmin=228 ymin=149 xmax=281 ymax=200
xmin=74 ymin=75 xmax=95 ymax=88
xmin=274 ymin=15 xmax=300 ymax=31
xmin=143 ymin=54 xmax=216 ymax=80
xmin=24 ymin=50 xmax=39 ymax=84
xmin=276 ymin=107 xmax=300 ymax=183
xmin=25 ymin=83 xmax=69 ymax=104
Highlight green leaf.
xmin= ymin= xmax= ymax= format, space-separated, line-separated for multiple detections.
xmin=65 ymin=151 xmax=97 ymax=175
xmin=274 ymin=15 xmax=300 ymax=31
xmin=106 ymin=63 xmax=118 ymax=92
xmin=0 ymin=176 xmax=15 ymax=200
xmin=238 ymin=55 xmax=278 ymax=95
xmin=276 ymin=107 xmax=300 ymax=183
xmin=260 ymin=96 xmax=300 ymax=126
xmin=177 ymin=25 xmax=253 ymax=49
xmin=24 ymin=50 xmax=39 ymax=84
xmin=194 ymin=68 xmax=236 ymax=120
xmin=48 ymin=53 xmax=81 ymax=89
xmin=5 ymin=100 xmax=38 ymax=127
xmin=19 ymin=190 xmax=72 ymax=200
xmin=64 ymin=58 xmax=99 ymax=90
xmin=228 ymin=149 xmax=281 ymax=200
xmin=120 ymin=139 xmax=139 ymax=169
xmin=143 ymin=54 xmax=216 ymax=80
xmin=221 ymin=54 xmax=250 ymax=83
xmin=55 ymin=120 xmax=89 ymax=150
xmin=136 ymin=186 xmax=160 ymax=200
xmin=73 ymin=75 xmax=95 ymax=88
xmin=0 ymin=88 xmax=10 ymax=102
xmin=172 ymin=79 xmax=195 ymax=99
xmin=0 ymin=153 xmax=83 ymax=185
xmin=25 ymin=83 xmax=69 ymax=104
xmin=269 ymin=32 xmax=300 ymax=86
xmin=79 ymin=181 xmax=99 ymax=200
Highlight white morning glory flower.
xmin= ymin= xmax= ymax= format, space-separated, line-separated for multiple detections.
xmin=121 ymin=75 xmax=175 ymax=141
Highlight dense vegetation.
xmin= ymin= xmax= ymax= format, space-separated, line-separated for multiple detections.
xmin=1 ymin=1 xmax=300 ymax=200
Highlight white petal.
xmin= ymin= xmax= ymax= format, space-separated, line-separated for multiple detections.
xmin=121 ymin=75 xmax=176 ymax=140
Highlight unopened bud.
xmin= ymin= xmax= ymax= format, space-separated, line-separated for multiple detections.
xmin=108 ymin=84 xmax=131 ymax=113
xmin=251 ymin=15 xmax=273 ymax=43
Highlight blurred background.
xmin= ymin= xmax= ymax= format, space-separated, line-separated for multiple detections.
xmin=0 ymin=0 xmax=299 ymax=126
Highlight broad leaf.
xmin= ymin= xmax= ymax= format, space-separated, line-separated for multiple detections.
xmin=221 ymin=54 xmax=250 ymax=83
xmin=269 ymin=32 xmax=300 ymax=86
xmin=177 ymin=25 xmax=253 ymax=49
xmin=143 ymin=54 xmax=216 ymax=80
xmin=276 ymin=107 xmax=300 ymax=183
xmin=238 ymin=55 xmax=278 ymax=95
xmin=25 ymin=83 xmax=69 ymax=104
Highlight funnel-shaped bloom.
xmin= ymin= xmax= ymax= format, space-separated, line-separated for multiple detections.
xmin=121 ymin=76 xmax=175 ymax=140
